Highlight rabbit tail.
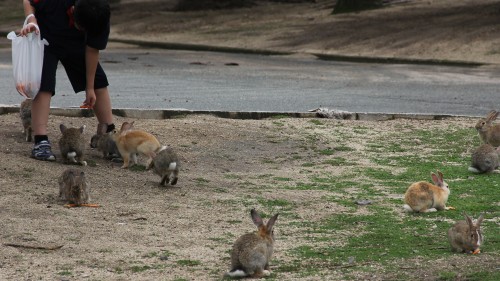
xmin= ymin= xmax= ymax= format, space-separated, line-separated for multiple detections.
xmin=67 ymin=152 xmax=77 ymax=163
xmin=468 ymin=166 xmax=481 ymax=173
xmin=403 ymin=204 xmax=414 ymax=212
xmin=225 ymin=269 xmax=247 ymax=278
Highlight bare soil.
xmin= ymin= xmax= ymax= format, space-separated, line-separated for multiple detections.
xmin=0 ymin=1 xmax=499 ymax=280
xmin=1 ymin=113 xmax=494 ymax=280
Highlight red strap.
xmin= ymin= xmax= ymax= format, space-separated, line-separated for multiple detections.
xmin=66 ymin=6 xmax=74 ymax=28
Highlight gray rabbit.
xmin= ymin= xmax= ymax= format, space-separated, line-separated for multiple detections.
xmin=19 ymin=99 xmax=32 ymax=142
xmin=148 ymin=145 xmax=180 ymax=186
xmin=58 ymin=168 xmax=90 ymax=207
xmin=59 ymin=124 xmax=87 ymax=166
xmin=468 ymin=144 xmax=500 ymax=174
xmin=225 ymin=209 xmax=279 ymax=278
xmin=90 ymin=123 xmax=122 ymax=161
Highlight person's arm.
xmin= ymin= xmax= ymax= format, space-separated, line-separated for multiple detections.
xmin=20 ymin=0 xmax=38 ymax=35
xmin=82 ymin=46 xmax=100 ymax=108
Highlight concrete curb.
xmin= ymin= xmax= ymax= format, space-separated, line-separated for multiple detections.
xmin=0 ymin=105 xmax=477 ymax=121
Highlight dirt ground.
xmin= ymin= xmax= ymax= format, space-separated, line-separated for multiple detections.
xmin=0 ymin=0 xmax=499 ymax=280
xmin=1 ymin=113 xmax=494 ymax=281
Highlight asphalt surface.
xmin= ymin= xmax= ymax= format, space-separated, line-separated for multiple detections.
xmin=1 ymin=45 xmax=499 ymax=116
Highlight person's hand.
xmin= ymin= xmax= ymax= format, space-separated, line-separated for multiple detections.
xmin=82 ymin=89 xmax=97 ymax=109
xmin=19 ymin=20 xmax=40 ymax=36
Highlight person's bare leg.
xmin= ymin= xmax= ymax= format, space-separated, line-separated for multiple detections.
xmin=93 ymin=87 xmax=114 ymax=134
xmin=31 ymin=91 xmax=52 ymax=136
xmin=94 ymin=87 xmax=113 ymax=125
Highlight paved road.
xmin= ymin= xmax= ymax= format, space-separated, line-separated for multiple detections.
xmin=1 ymin=47 xmax=499 ymax=116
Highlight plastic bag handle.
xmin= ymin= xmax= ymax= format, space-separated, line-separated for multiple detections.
xmin=23 ymin=14 xmax=40 ymax=33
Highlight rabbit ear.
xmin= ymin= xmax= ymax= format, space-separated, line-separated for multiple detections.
xmin=464 ymin=212 xmax=474 ymax=228
xmin=251 ymin=209 xmax=263 ymax=227
xmin=431 ymin=172 xmax=440 ymax=185
xmin=486 ymin=110 xmax=499 ymax=122
xmin=476 ymin=213 xmax=485 ymax=226
xmin=266 ymin=214 xmax=279 ymax=232
xmin=60 ymin=124 xmax=67 ymax=133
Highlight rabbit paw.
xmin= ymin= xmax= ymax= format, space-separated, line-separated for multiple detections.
xmin=445 ymin=206 xmax=456 ymax=210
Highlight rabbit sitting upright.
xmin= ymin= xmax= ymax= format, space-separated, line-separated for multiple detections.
xmin=403 ymin=171 xmax=455 ymax=213
xmin=468 ymin=144 xmax=500 ymax=174
xmin=58 ymin=168 xmax=98 ymax=208
xmin=475 ymin=110 xmax=500 ymax=147
xmin=59 ymin=124 xmax=87 ymax=166
xmin=448 ymin=213 xmax=484 ymax=254
xmin=148 ymin=145 xmax=180 ymax=186
xmin=225 ymin=209 xmax=279 ymax=279
xmin=19 ymin=98 xmax=32 ymax=142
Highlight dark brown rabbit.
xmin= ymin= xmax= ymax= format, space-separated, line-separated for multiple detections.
xmin=448 ymin=213 xmax=484 ymax=254
xmin=148 ymin=146 xmax=180 ymax=186
xmin=59 ymin=124 xmax=87 ymax=166
xmin=19 ymin=99 xmax=32 ymax=142
xmin=225 ymin=209 xmax=279 ymax=278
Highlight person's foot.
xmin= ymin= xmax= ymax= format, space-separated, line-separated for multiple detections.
xmin=31 ymin=140 xmax=56 ymax=161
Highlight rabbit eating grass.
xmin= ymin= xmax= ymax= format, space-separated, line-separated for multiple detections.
xmin=448 ymin=213 xmax=484 ymax=254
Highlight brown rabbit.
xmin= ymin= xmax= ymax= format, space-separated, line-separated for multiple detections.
xmin=19 ymin=98 xmax=32 ymax=142
xmin=448 ymin=213 xmax=484 ymax=254
xmin=225 ymin=209 xmax=279 ymax=278
xmin=58 ymin=168 xmax=98 ymax=208
xmin=59 ymin=124 xmax=87 ymax=166
xmin=403 ymin=171 xmax=455 ymax=213
xmin=111 ymin=121 xmax=162 ymax=169
xmin=148 ymin=145 xmax=180 ymax=186
xmin=475 ymin=110 xmax=500 ymax=147
xmin=468 ymin=144 xmax=500 ymax=174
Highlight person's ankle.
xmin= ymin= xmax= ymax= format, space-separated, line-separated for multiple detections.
xmin=34 ymin=135 xmax=49 ymax=144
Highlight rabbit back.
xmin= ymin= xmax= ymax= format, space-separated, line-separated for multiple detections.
xmin=226 ymin=209 xmax=278 ymax=278
xmin=229 ymin=232 xmax=273 ymax=277
xmin=113 ymin=129 xmax=161 ymax=168
xmin=469 ymin=144 xmax=499 ymax=173
xmin=150 ymin=146 xmax=180 ymax=185
xmin=20 ymin=99 xmax=32 ymax=142
xmin=59 ymin=124 xmax=86 ymax=165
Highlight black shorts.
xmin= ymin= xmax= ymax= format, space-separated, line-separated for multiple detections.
xmin=39 ymin=46 xmax=109 ymax=95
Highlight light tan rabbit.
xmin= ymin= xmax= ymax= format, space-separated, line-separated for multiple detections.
xmin=468 ymin=144 xmax=500 ymax=174
xmin=148 ymin=145 xmax=180 ymax=186
xmin=58 ymin=168 xmax=98 ymax=208
xmin=475 ymin=110 xmax=500 ymax=147
xmin=448 ymin=212 xmax=484 ymax=254
xmin=403 ymin=171 xmax=455 ymax=213
xmin=111 ymin=121 xmax=162 ymax=169
xmin=225 ymin=209 xmax=279 ymax=279
xmin=19 ymin=98 xmax=32 ymax=142
xmin=59 ymin=124 xmax=87 ymax=166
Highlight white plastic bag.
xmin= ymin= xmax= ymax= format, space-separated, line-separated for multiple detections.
xmin=7 ymin=16 xmax=49 ymax=99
